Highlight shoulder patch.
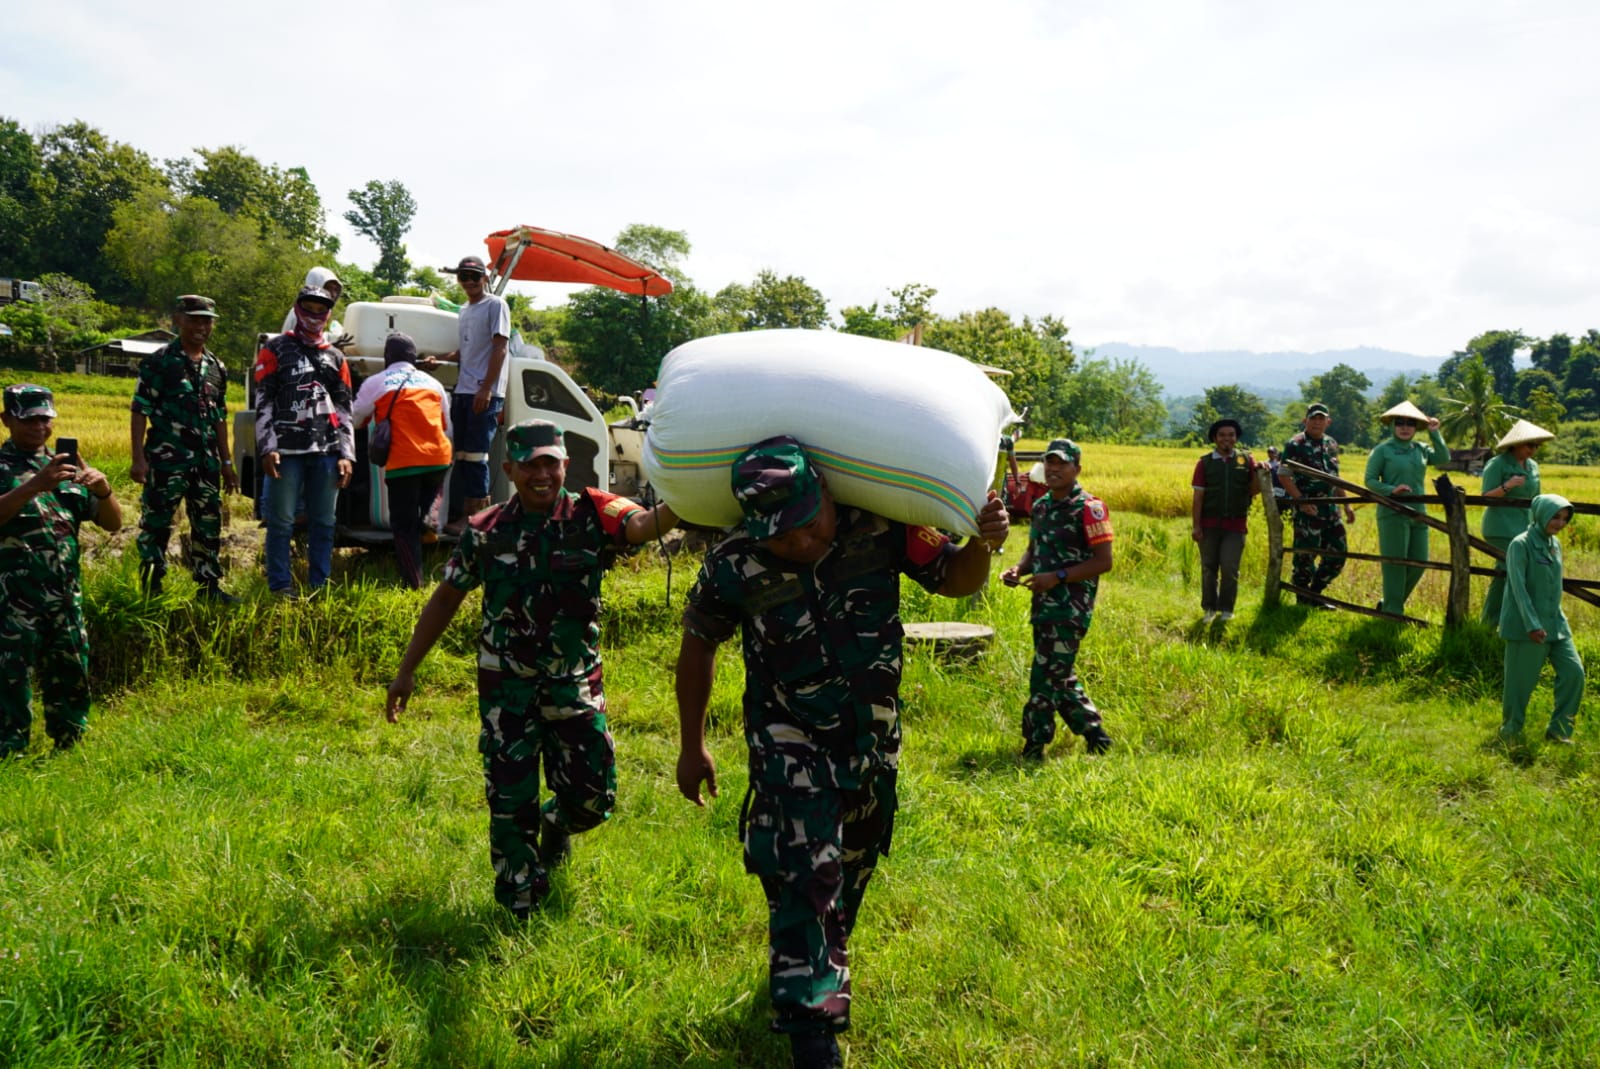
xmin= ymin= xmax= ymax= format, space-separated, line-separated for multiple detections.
xmin=1088 ymin=500 xmax=1106 ymax=521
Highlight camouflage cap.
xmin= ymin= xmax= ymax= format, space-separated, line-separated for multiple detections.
xmin=1305 ymin=403 xmax=1330 ymax=418
xmin=3 ymin=383 xmax=56 ymax=419
xmin=1042 ymin=438 xmax=1081 ymax=463
xmin=505 ymin=419 xmax=567 ymax=462
xmin=175 ymin=294 xmax=218 ymax=318
xmin=731 ymin=435 xmax=822 ymax=540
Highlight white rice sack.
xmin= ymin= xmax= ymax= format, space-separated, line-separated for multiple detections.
xmin=643 ymin=329 xmax=1018 ymax=536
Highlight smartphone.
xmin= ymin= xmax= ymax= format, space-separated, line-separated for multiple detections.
xmin=55 ymin=437 xmax=80 ymax=467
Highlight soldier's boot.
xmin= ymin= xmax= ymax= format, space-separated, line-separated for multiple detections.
xmin=139 ymin=564 xmax=163 ymax=598
xmin=199 ymin=582 xmax=240 ymax=606
xmin=539 ymin=817 xmax=572 ymax=869
xmin=1084 ymin=725 xmax=1114 ymax=755
xmin=790 ymin=1032 xmax=841 ymax=1069
xmin=1020 ymin=740 xmax=1047 ymax=762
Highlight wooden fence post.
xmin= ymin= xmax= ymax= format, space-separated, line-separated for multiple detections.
xmin=1435 ymin=473 xmax=1471 ymax=629
xmin=1260 ymin=466 xmax=1283 ymax=607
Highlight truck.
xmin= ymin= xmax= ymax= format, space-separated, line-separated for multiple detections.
xmin=0 ymin=278 xmax=43 ymax=305
xmin=232 ymin=225 xmax=671 ymax=544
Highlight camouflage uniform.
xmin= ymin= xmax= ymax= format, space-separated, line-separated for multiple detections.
xmin=0 ymin=440 xmax=99 ymax=755
xmin=1022 ymin=485 xmax=1113 ymax=749
xmin=443 ymin=486 xmax=643 ymax=913
xmin=132 ymin=336 xmax=229 ymax=584
xmin=683 ymin=505 xmax=955 ymax=1035
xmin=1281 ymin=430 xmax=1346 ymax=596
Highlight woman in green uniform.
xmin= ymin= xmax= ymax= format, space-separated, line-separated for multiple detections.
xmin=1364 ymin=400 xmax=1450 ymax=616
xmin=1480 ymin=419 xmax=1554 ymax=624
xmin=1499 ymin=494 xmax=1584 ymax=743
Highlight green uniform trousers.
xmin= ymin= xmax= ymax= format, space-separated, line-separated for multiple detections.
xmin=1377 ymin=517 xmax=1429 ymax=615
xmin=1480 ymin=535 xmax=1514 ymax=625
xmin=1501 ymin=636 xmax=1585 ymax=740
xmin=0 ymin=590 xmax=90 ymax=755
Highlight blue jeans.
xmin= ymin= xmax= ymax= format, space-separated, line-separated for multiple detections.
xmin=450 ymin=393 xmax=503 ymax=505
xmin=266 ymin=453 xmax=340 ymax=592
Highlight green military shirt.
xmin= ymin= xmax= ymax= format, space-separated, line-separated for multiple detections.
xmin=131 ymin=338 xmax=229 ymax=459
xmin=443 ymin=487 xmax=642 ymax=681
xmin=1027 ymin=485 xmax=1113 ymax=625
xmin=1480 ymin=452 xmax=1541 ymax=542
xmin=1364 ymin=429 xmax=1450 ymax=523
xmin=0 ymin=441 xmax=98 ymax=589
xmin=1281 ymin=431 xmax=1342 ymax=511
xmin=1500 ymin=495 xmax=1572 ymax=642
xmin=682 ymin=505 xmax=955 ymax=792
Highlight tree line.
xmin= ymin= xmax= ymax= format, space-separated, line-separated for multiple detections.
xmin=4 ymin=118 xmax=1598 ymax=461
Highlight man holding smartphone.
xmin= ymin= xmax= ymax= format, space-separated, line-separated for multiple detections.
xmin=131 ymin=294 xmax=239 ymax=601
xmin=0 ymin=383 xmax=122 ymax=755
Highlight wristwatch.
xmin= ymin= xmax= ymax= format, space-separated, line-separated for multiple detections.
xmin=1055 ymin=568 xmax=1068 ymax=581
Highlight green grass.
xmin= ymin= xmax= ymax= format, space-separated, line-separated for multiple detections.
xmin=5 ymin=444 xmax=1600 ymax=1066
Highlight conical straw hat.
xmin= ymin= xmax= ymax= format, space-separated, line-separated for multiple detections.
xmin=1379 ymin=400 xmax=1429 ymax=424
xmin=1495 ymin=419 xmax=1555 ymax=452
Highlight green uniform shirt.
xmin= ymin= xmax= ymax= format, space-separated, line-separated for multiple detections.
xmin=131 ymin=338 xmax=229 ymax=460
xmin=682 ymin=506 xmax=955 ymax=792
xmin=0 ymin=441 xmax=98 ymax=588
xmin=1480 ymin=452 xmax=1540 ymax=542
xmin=1500 ymin=494 xmax=1572 ymax=642
xmin=1364 ymin=430 xmax=1449 ymax=523
xmin=443 ymin=487 xmax=642 ymax=681
xmin=1027 ymin=484 xmax=1113 ymax=624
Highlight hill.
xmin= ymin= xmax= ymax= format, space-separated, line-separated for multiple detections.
xmin=1090 ymin=341 xmax=1448 ymax=397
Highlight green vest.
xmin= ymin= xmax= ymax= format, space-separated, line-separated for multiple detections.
xmin=1200 ymin=453 xmax=1253 ymax=520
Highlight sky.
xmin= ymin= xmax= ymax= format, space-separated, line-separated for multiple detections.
xmin=6 ymin=0 xmax=1598 ymax=357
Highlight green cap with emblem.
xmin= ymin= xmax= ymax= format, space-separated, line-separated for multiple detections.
xmin=505 ymin=418 xmax=568 ymax=462
xmin=1042 ymin=437 xmax=1081 ymax=463
xmin=175 ymin=294 xmax=218 ymax=318
xmin=3 ymin=383 xmax=56 ymax=419
xmin=731 ymin=435 xmax=823 ymax=540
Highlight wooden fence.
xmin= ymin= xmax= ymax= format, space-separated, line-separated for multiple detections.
xmin=1261 ymin=461 xmax=1600 ymax=628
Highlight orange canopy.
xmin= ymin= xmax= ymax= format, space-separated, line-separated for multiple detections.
xmin=483 ymin=225 xmax=674 ymax=297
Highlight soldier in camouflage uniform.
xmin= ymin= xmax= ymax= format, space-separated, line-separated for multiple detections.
xmin=1278 ymin=403 xmax=1356 ymax=604
xmin=386 ymin=419 xmax=677 ymax=917
xmin=1000 ymin=439 xmax=1114 ymax=760
xmin=131 ymin=295 xmax=240 ymax=601
xmin=0 ymin=384 xmax=123 ymax=756
xmin=675 ymin=436 xmax=1009 ymax=1069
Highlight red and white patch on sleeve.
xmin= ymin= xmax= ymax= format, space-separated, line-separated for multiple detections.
xmin=588 ymin=487 xmax=643 ymax=536
xmin=905 ymin=525 xmax=950 ymax=565
xmin=1083 ymin=498 xmax=1114 ymax=545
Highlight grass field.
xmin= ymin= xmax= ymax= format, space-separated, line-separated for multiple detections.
xmin=3 ymin=374 xmax=1600 ymax=1066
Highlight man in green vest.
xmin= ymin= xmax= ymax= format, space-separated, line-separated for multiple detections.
xmin=1191 ymin=418 xmax=1260 ymax=622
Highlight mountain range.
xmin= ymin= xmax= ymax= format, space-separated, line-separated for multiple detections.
xmin=1087 ymin=342 xmax=1449 ymax=400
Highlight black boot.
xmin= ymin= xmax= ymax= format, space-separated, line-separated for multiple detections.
xmin=139 ymin=565 xmax=163 ymax=598
xmin=538 ymin=818 xmax=571 ymax=868
xmin=1084 ymin=725 xmax=1114 ymax=755
xmin=790 ymin=1032 xmax=841 ymax=1069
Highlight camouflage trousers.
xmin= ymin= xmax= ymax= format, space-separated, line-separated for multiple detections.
xmin=741 ymin=771 xmax=897 ymax=1035
xmin=0 ymin=587 xmax=90 ymax=756
xmin=477 ymin=665 xmax=617 ymax=913
xmin=1291 ymin=510 xmax=1347 ymax=594
xmin=138 ymin=456 xmax=223 ymax=583
xmin=1022 ymin=618 xmax=1102 ymax=747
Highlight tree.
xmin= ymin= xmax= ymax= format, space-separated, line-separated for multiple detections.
xmin=106 ymin=188 xmax=320 ymax=372
xmin=0 ymin=118 xmax=42 ymax=273
xmin=714 ymin=270 xmax=831 ymax=331
xmin=1562 ymin=343 xmax=1600 ymax=420
xmin=1299 ymin=363 xmax=1372 ymax=447
xmin=1513 ymin=368 xmax=1562 ymax=408
xmin=33 ymin=121 xmax=165 ymax=299
xmin=167 ymin=148 xmax=337 ymax=254
xmin=1446 ymin=330 xmax=1524 ymax=400
xmin=923 ymin=308 xmax=1076 ymax=429
xmin=1524 ymin=385 xmax=1566 ymax=430
xmin=838 ymin=303 xmax=900 ymax=341
xmin=1529 ymin=333 xmax=1572 ymax=378
xmin=563 ymin=225 xmax=715 ymax=394
xmin=1438 ymin=354 xmax=1517 ymax=448
xmin=1188 ymin=384 xmax=1271 ymax=446
xmin=344 ymin=179 xmax=417 ymax=294
xmin=1058 ymin=356 xmax=1167 ymax=441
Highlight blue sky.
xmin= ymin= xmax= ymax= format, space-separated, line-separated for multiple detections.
xmin=6 ymin=0 xmax=1598 ymax=355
